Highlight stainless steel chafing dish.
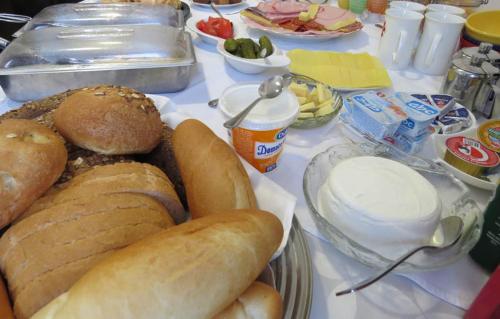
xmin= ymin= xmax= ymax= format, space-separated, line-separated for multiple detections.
xmin=0 ymin=25 xmax=196 ymax=101
xmin=13 ymin=3 xmax=186 ymax=37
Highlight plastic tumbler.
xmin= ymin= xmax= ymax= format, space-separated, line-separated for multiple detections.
xmin=349 ymin=0 xmax=367 ymax=14
xmin=338 ymin=0 xmax=350 ymax=9
xmin=367 ymin=0 xmax=387 ymax=14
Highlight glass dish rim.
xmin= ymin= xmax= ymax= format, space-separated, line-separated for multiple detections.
xmin=303 ymin=140 xmax=484 ymax=272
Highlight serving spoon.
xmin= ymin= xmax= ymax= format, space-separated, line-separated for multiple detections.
xmin=336 ymin=215 xmax=464 ymax=296
xmin=223 ymin=75 xmax=285 ymax=129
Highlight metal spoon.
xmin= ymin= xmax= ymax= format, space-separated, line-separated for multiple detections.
xmin=223 ymin=75 xmax=285 ymax=129
xmin=336 ymin=216 xmax=464 ymax=297
xmin=209 ymin=0 xmax=225 ymax=19
xmin=208 ymin=98 xmax=219 ymax=108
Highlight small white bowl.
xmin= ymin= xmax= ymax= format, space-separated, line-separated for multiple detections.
xmin=426 ymin=4 xmax=465 ymax=17
xmin=216 ymin=41 xmax=290 ymax=74
xmin=186 ymin=17 xmax=237 ymax=45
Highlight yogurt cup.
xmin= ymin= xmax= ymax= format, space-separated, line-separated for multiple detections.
xmin=219 ymin=83 xmax=299 ymax=173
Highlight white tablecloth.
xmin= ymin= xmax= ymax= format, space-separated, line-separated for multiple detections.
xmin=0 ymin=1 xmax=494 ymax=318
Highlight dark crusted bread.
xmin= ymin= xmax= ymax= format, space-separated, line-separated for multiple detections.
xmin=0 ymin=87 xmax=186 ymax=208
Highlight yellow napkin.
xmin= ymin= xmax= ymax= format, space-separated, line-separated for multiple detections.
xmin=287 ymin=50 xmax=392 ymax=89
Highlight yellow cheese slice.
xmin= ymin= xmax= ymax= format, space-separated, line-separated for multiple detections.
xmin=325 ymin=17 xmax=357 ymax=31
xmin=308 ymin=4 xmax=320 ymax=19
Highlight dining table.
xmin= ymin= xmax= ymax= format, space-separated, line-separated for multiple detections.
xmin=0 ymin=0 xmax=495 ymax=318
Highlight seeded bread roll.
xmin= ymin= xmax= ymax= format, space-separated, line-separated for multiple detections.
xmin=0 ymin=119 xmax=67 ymax=228
xmin=0 ymin=193 xmax=175 ymax=319
xmin=173 ymin=119 xmax=257 ymax=219
xmin=54 ymin=86 xmax=163 ymax=155
xmin=32 ymin=210 xmax=283 ymax=319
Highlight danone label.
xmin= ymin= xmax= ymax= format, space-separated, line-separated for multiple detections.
xmin=231 ymin=126 xmax=288 ymax=173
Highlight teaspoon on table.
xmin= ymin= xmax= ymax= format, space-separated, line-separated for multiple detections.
xmin=223 ymin=75 xmax=285 ymax=129
xmin=336 ymin=215 xmax=464 ymax=297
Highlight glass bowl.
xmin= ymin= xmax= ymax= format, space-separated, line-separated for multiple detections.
xmin=290 ymin=77 xmax=342 ymax=129
xmin=303 ymin=140 xmax=483 ymax=272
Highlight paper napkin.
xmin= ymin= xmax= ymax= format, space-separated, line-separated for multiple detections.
xmin=287 ymin=49 xmax=392 ymax=89
xmin=156 ymin=97 xmax=297 ymax=259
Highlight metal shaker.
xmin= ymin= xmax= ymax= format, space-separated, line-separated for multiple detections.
xmin=455 ymin=42 xmax=500 ymax=68
xmin=441 ymin=55 xmax=490 ymax=110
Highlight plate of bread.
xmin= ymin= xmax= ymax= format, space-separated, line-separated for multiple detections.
xmin=0 ymin=85 xmax=312 ymax=319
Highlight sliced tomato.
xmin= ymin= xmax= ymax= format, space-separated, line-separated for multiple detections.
xmin=196 ymin=17 xmax=233 ymax=39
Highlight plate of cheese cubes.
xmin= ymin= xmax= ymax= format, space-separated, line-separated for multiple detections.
xmin=288 ymin=78 xmax=343 ymax=129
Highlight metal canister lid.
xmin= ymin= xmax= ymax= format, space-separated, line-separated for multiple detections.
xmin=451 ymin=55 xmax=487 ymax=77
xmin=462 ymin=43 xmax=500 ymax=65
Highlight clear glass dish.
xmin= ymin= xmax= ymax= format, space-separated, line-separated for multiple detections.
xmin=290 ymin=77 xmax=343 ymax=129
xmin=303 ymin=140 xmax=483 ymax=272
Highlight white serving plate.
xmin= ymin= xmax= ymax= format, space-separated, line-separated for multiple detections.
xmin=431 ymin=126 xmax=498 ymax=191
xmin=216 ymin=41 xmax=290 ymax=74
xmin=186 ymin=17 xmax=238 ymax=45
xmin=241 ymin=15 xmax=362 ymax=42
xmin=189 ymin=0 xmax=246 ymax=8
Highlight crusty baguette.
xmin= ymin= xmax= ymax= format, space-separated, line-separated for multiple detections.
xmin=32 ymin=210 xmax=283 ymax=319
xmin=214 ymin=282 xmax=282 ymax=319
xmin=0 ymin=275 xmax=13 ymax=319
xmin=173 ymin=120 xmax=257 ymax=219
xmin=0 ymin=193 xmax=175 ymax=319
xmin=0 ymin=119 xmax=67 ymax=228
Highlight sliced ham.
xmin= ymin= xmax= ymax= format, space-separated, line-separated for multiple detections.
xmin=314 ymin=6 xmax=357 ymax=28
xmin=256 ymin=0 xmax=309 ymax=14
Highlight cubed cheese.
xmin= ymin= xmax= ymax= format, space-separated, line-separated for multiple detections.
xmin=314 ymin=103 xmax=335 ymax=117
xmin=299 ymin=102 xmax=318 ymax=113
xmin=298 ymin=112 xmax=315 ymax=119
xmin=297 ymin=96 xmax=307 ymax=104
xmin=289 ymin=82 xmax=309 ymax=97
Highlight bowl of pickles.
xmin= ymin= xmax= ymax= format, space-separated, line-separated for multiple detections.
xmin=217 ymin=36 xmax=290 ymax=74
xmin=288 ymin=77 xmax=343 ymax=129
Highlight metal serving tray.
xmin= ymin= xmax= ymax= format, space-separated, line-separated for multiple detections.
xmin=0 ymin=25 xmax=196 ymax=101
xmin=14 ymin=3 xmax=185 ymax=37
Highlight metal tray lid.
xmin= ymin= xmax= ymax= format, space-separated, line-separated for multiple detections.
xmin=15 ymin=3 xmax=184 ymax=37
xmin=0 ymin=25 xmax=196 ymax=75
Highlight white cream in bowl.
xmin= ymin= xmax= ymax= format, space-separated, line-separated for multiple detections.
xmin=317 ymin=156 xmax=441 ymax=259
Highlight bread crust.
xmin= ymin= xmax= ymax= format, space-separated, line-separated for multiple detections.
xmin=173 ymin=120 xmax=257 ymax=219
xmin=0 ymin=119 xmax=67 ymax=228
xmin=214 ymin=282 xmax=283 ymax=319
xmin=32 ymin=210 xmax=283 ymax=319
xmin=0 ymin=193 xmax=175 ymax=319
xmin=20 ymin=162 xmax=186 ymax=224
xmin=54 ymin=86 xmax=163 ymax=155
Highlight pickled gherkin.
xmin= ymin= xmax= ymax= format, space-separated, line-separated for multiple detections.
xmin=259 ymin=36 xmax=273 ymax=57
xmin=224 ymin=39 xmax=238 ymax=53
xmin=223 ymin=36 xmax=274 ymax=59
xmin=240 ymin=40 xmax=257 ymax=59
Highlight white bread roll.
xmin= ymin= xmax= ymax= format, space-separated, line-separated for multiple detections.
xmin=0 ymin=119 xmax=67 ymax=228
xmin=32 ymin=210 xmax=283 ymax=319
xmin=54 ymin=86 xmax=163 ymax=155
xmin=214 ymin=282 xmax=282 ymax=319
xmin=21 ymin=162 xmax=186 ymax=224
xmin=173 ymin=119 xmax=257 ymax=219
xmin=0 ymin=193 xmax=174 ymax=319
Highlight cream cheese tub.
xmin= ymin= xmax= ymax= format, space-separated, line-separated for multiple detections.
xmin=220 ymin=83 xmax=299 ymax=173
xmin=317 ymin=156 xmax=442 ymax=259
